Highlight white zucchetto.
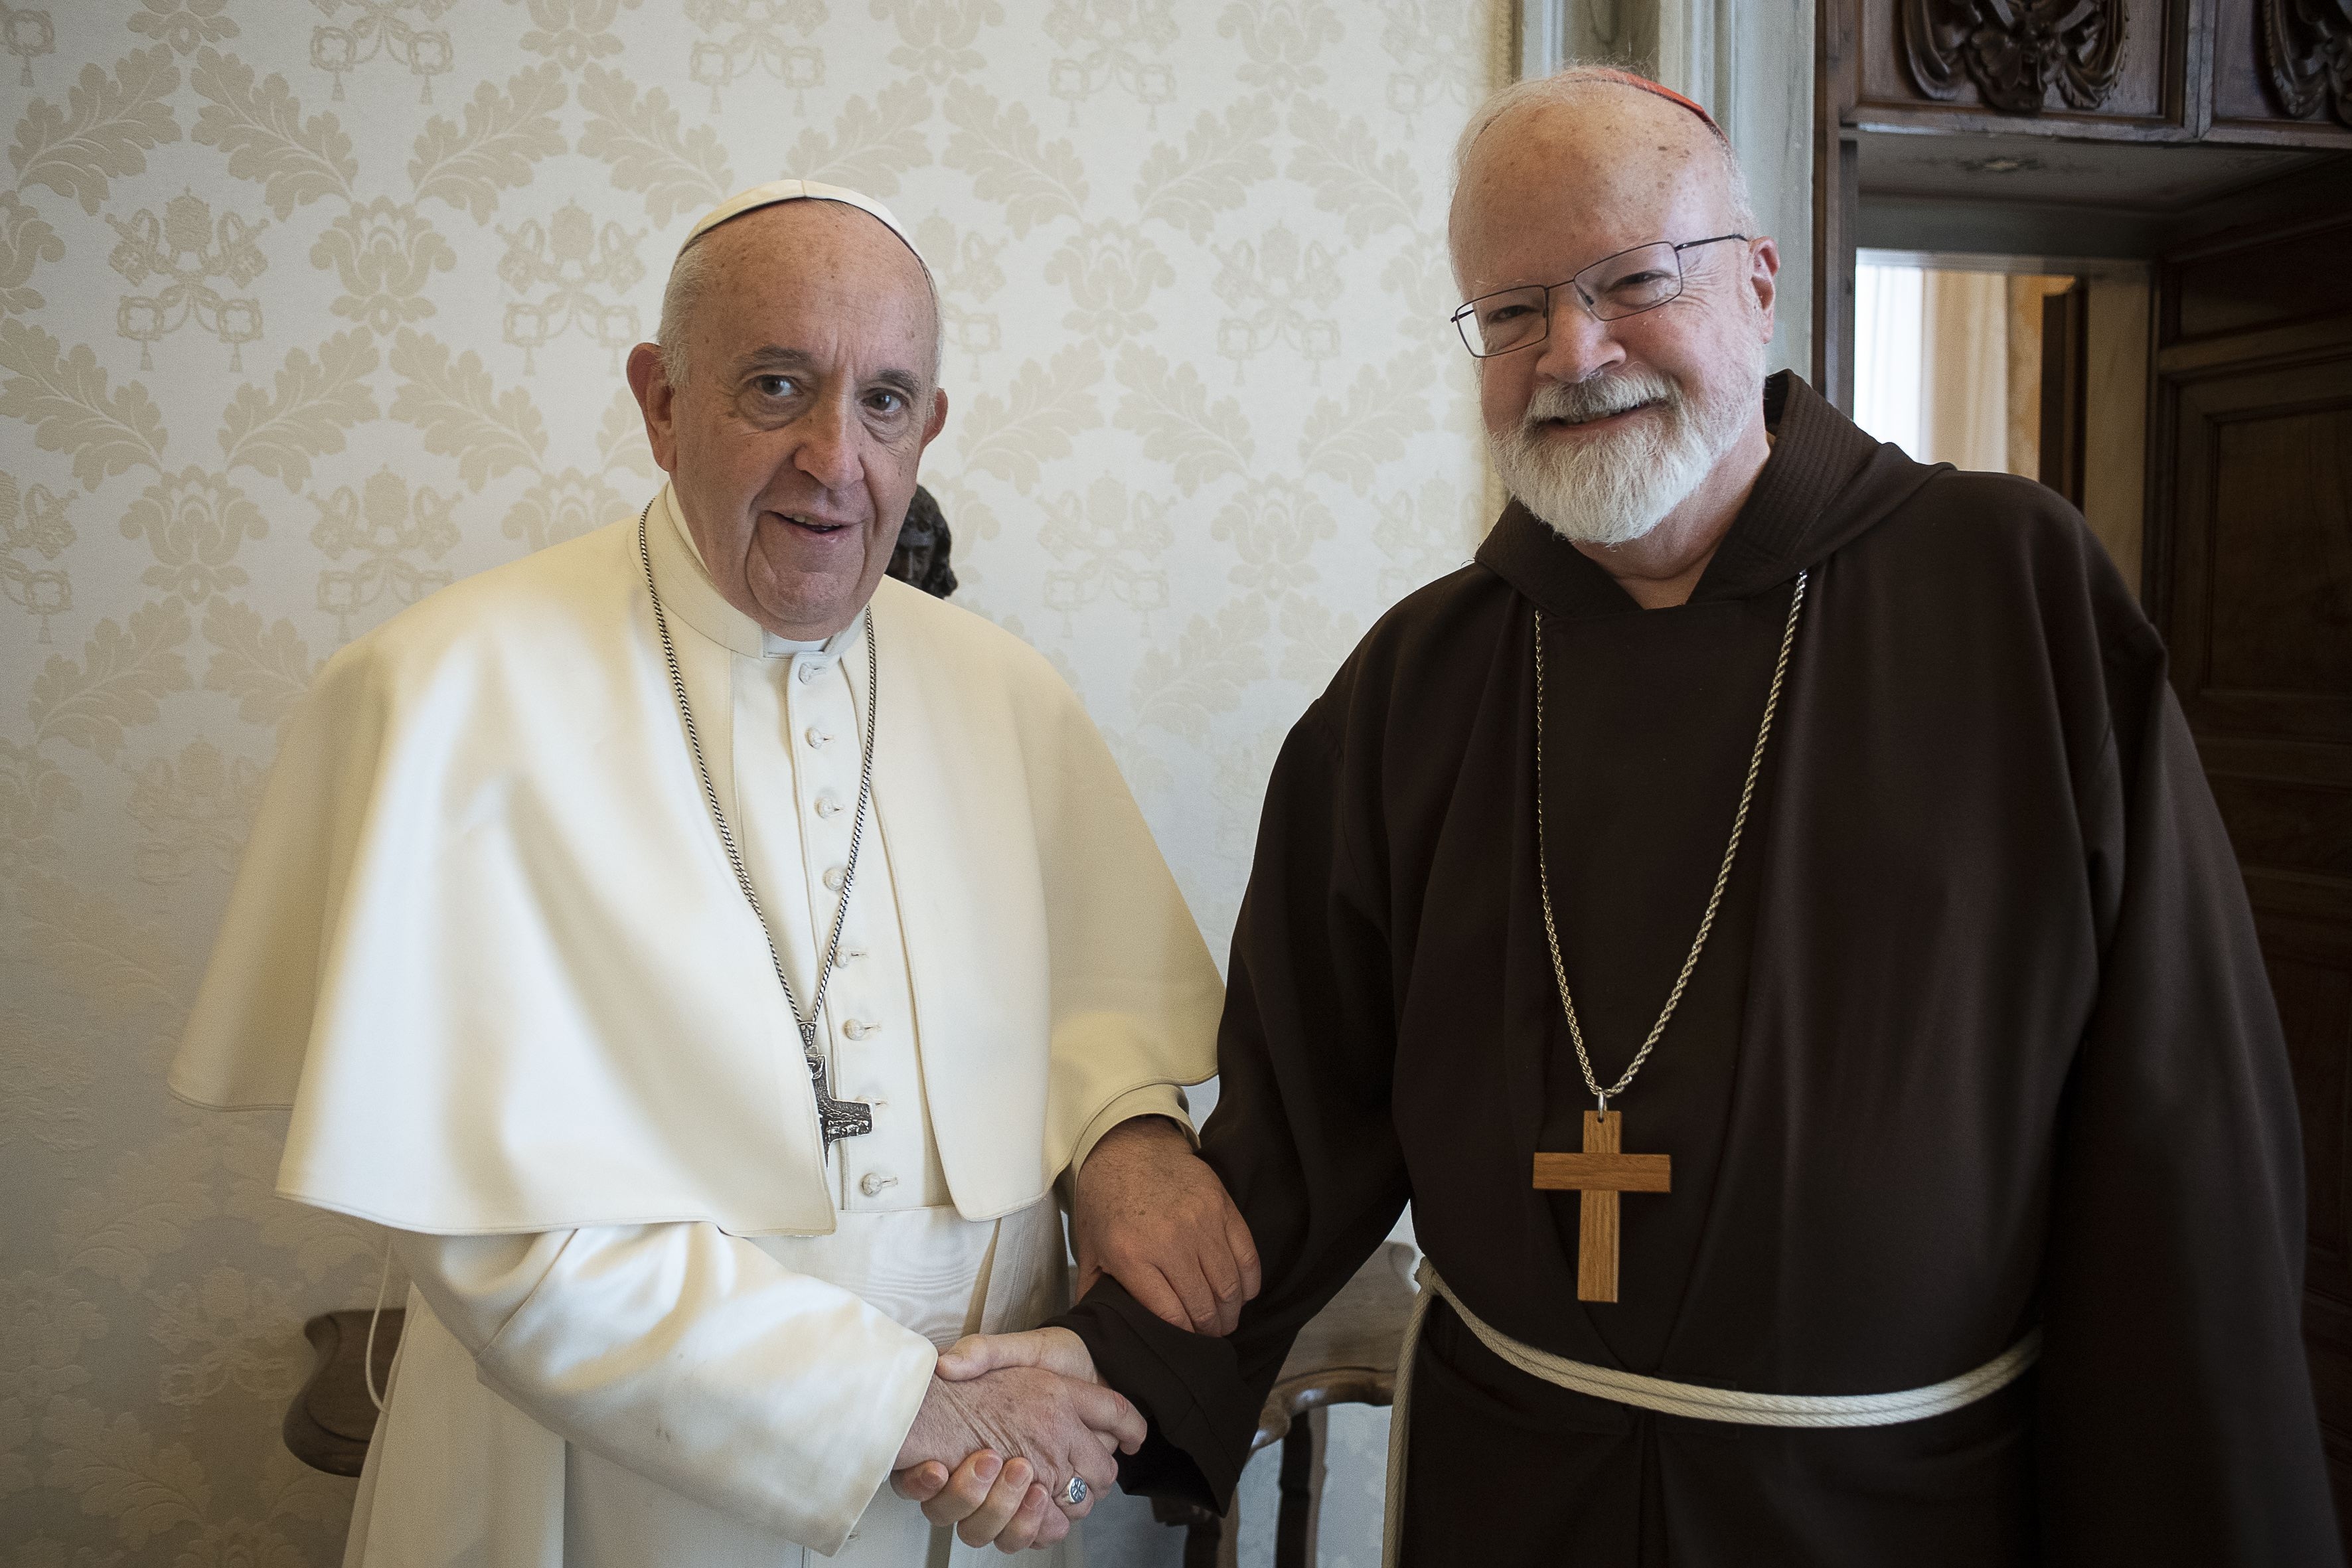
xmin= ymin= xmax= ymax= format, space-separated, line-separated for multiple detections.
xmin=681 ymin=178 xmax=930 ymax=275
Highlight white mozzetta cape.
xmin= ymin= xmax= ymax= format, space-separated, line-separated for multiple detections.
xmin=172 ymin=501 xmax=1222 ymax=1235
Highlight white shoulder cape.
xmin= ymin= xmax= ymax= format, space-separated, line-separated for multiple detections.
xmin=171 ymin=510 xmax=1221 ymax=1235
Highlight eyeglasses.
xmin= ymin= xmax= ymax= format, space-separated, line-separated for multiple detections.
xmin=1450 ymin=234 xmax=1750 ymax=358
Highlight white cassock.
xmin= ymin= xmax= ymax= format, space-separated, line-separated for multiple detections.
xmin=171 ymin=485 xmax=1223 ymax=1565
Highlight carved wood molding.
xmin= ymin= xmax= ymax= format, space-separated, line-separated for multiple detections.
xmin=2261 ymin=0 xmax=2352 ymax=125
xmin=1901 ymin=0 xmax=2132 ymax=114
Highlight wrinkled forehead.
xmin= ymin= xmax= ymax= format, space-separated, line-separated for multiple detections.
xmin=1450 ymin=97 xmax=1731 ymax=289
xmin=686 ymin=191 xmax=929 ymax=274
xmin=683 ymin=177 xmax=929 ymax=264
xmin=697 ymin=200 xmax=927 ymax=287
xmin=692 ymin=202 xmax=941 ymax=360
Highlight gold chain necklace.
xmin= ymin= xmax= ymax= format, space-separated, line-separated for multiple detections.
xmin=1531 ymin=571 xmax=1808 ymax=1112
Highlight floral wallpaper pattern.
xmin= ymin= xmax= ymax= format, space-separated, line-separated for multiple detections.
xmin=0 ymin=2 xmax=1504 ymax=1562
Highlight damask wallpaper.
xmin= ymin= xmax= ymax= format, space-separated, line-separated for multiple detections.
xmin=0 ymin=1 xmax=1504 ymax=1561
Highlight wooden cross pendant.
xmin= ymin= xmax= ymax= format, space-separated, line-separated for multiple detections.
xmin=1531 ymin=1110 xmax=1672 ymax=1302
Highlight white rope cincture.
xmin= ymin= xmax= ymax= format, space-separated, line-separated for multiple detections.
xmin=1380 ymin=1259 xmax=2040 ymax=1567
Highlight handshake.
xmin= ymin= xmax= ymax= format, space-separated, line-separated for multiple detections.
xmin=890 ymin=1117 xmax=1263 ymax=1551
xmin=888 ymin=1326 xmax=1135 ymax=1551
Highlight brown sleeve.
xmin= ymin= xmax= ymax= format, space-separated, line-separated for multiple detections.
xmin=1056 ymin=703 xmax=1411 ymax=1508
xmin=2035 ymin=618 xmax=2341 ymax=1563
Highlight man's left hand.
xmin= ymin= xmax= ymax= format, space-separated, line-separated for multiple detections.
xmin=1073 ymin=1117 xmax=1260 ymax=1335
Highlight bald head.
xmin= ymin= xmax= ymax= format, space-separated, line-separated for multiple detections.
xmin=657 ymin=198 xmax=941 ymax=390
xmin=1449 ymin=69 xmax=1755 ymax=295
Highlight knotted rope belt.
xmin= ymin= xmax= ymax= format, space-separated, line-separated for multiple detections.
xmin=1380 ymin=1259 xmax=2041 ymax=1566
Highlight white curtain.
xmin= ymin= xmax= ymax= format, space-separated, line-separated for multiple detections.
xmin=1921 ymin=270 xmax=2010 ymax=473
xmin=1853 ymin=263 xmax=1924 ymax=458
xmin=1855 ymin=264 xmax=2035 ymax=474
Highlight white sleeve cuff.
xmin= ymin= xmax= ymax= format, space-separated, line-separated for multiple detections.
xmin=402 ymin=1222 xmax=936 ymax=1554
xmin=1067 ymin=1083 xmax=1197 ymax=1178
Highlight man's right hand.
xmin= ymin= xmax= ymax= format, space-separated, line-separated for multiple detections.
xmin=1072 ymin=1117 xmax=1261 ymax=1335
xmin=891 ymin=1349 xmax=1143 ymax=1551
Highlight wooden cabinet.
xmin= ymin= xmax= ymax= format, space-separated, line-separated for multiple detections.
xmin=1835 ymin=0 xmax=2352 ymax=147
xmin=1856 ymin=0 xmax=2197 ymax=137
xmin=2146 ymin=190 xmax=2352 ymax=1523
xmin=2207 ymin=0 xmax=2352 ymax=146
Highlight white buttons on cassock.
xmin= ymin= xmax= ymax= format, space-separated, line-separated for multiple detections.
xmin=762 ymin=637 xmax=935 ymax=1211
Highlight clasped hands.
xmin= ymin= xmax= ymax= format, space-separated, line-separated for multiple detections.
xmin=890 ymin=1117 xmax=1261 ymax=1551
xmin=890 ymin=1326 xmax=1133 ymax=1551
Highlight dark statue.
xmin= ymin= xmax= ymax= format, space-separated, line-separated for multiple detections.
xmin=887 ymin=486 xmax=958 ymax=599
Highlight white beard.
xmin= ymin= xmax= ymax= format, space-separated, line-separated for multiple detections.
xmin=1490 ymin=360 xmax=1756 ymax=547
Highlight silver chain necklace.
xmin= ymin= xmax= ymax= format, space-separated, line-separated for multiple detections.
xmin=1533 ymin=570 xmax=1808 ymax=1113
xmin=637 ymin=504 xmax=878 ymax=1150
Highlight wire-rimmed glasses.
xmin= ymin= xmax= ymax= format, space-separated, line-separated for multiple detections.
xmin=1450 ymin=234 xmax=1750 ymax=358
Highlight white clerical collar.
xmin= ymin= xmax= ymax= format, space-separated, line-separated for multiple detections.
xmin=648 ymin=485 xmax=866 ymax=661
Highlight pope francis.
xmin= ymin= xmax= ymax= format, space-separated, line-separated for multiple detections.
xmin=169 ymin=181 xmax=1229 ymax=1563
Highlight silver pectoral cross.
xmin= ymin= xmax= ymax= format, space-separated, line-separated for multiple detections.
xmin=808 ymin=1053 xmax=874 ymax=1150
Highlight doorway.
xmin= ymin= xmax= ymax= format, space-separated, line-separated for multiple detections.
xmin=1817 ymin=0 xmax=2352 ymax=1527
xmin=1847 ymin=252 xmax=2150 ymax=582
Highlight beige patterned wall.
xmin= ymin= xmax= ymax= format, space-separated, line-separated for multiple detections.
xmin=0 ymin=1 xmax=1504 ymax=1561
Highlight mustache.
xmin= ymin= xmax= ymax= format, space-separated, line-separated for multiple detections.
xmin=1521 ymin=371 xmax=1680 ymax=431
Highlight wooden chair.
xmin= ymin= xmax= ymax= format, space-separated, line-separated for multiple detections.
xmin=285 ymin=1306 xmax=404 ymax=1477
xmin=285 ymin=1241 xmax=1421 ymax=1568
xmin=1150 ymin=1240 xmax=1419 ymax=1568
